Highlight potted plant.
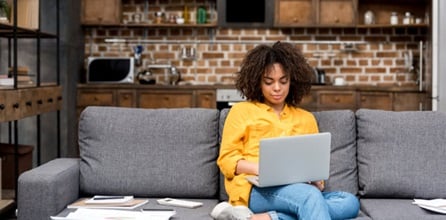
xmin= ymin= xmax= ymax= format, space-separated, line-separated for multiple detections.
xmin=0 ymin=0 xmax=10 ymax=23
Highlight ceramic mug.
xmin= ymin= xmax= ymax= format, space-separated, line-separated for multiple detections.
xmin=333 ymin=77 xmax=345 ymax=86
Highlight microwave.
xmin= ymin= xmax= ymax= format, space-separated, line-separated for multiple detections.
xmin=87 ymin=57 xmax=134 ymax=83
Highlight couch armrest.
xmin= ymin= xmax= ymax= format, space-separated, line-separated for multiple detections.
xmin=17 ymin=158 xmax=80 ymax=220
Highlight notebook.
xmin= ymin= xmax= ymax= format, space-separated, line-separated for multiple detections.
xmin=245 ymin=132 xmax=331 ymax=187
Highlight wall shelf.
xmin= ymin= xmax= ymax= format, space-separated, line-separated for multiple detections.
xmin=0 ymin=23 xmax=57 ymax=38
xmin=82 ymin=22 xmax=217 ymax=28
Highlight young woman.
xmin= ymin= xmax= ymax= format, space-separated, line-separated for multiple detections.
xmin=211 ymin=42 xmax=359 ymax=220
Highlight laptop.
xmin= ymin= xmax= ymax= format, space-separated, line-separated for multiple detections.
xmin=246 ymin=132 xmax=331 ymax=187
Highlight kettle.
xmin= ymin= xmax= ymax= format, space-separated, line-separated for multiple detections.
xmin=313 ymin=67 xmax=326 ymax=85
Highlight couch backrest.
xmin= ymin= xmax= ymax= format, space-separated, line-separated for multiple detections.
xmin=218 ymin=108 xmax=359 ymax=200
xmin=78 ymin=106 xmax=220 ymax=198
xmin=356 ymin=109 xmax=446 ymax=199
xmin=313 ymin=110 xmax=358 ymax=195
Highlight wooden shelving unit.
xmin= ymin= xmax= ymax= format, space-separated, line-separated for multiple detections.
xmin=0 ymin=0 xmax=62 ymax=211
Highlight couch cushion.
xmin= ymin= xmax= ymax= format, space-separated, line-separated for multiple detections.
xmin=313 ymin=110 xmax=358 ymax=195
xmin=78 ymin=107 xmax=220 ymax=198
xmin=356 ymin=109 xmax=446 ymax=198
xmin=360 ymin=198 xmax=446 ymax=220
xmin=218 ymin=108 xmax=230 ymax=201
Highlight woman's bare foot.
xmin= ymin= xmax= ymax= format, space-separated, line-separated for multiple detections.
xmin=250 ymin=213 xmax=272 ymax=220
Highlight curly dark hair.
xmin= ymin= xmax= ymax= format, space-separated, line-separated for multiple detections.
xmin=235 ymin=41 xmax=313 ymax=107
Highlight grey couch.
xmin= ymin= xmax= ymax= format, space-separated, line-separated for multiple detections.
xmin=17 ymin=106 xmax=446 ymax=220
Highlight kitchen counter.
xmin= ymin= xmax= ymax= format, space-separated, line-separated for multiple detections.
xmin=77 ymin=83 xmax=430 ymax=111
xmin=77 ymin=83 xmax=424 ymax=92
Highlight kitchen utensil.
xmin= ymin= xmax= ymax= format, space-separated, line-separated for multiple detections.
xmin=404 ymin=50 xmax=413 ymax=72
xmin=169 ymin=66 xmax=181 ymax=85
xmin=133 ymin=45 xmax=143 ymax=66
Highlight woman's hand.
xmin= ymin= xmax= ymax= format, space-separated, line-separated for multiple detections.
xmin=236 ymin=159 xmax=259 ymax=175
xmin=309 ymin=180 xmax=325 ymax=191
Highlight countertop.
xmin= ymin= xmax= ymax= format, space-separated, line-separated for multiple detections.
xmin=77 ymin=83 xmax=424 ymax=92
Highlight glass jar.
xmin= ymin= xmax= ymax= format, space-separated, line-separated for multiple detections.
xmin=403 ymin=12 xmax=414 ymax=25
xmin=154 ymin=11 xmax=164 ymax=24
xmin=390 ymin=12 xmax=398 ymax=25
xmin=364 ymin=10 xmax=375 ymax=25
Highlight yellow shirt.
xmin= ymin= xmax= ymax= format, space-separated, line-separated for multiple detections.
xmin=217 ymin=101 xmax=319 ymax=206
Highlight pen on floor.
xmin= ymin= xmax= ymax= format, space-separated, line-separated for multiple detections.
xmin=93 ymin=196 xmax=125 ymax=200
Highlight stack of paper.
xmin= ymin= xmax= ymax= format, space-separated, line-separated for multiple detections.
xmin=67 ymin=196 xmax=148 ymax=210
xmin=51 ymin=208 xmax=176 ymax=220
xmin=413 ymin=199 xmax=446 ymax=214
xmin=86 ymin=195 xmax=134 ymax=204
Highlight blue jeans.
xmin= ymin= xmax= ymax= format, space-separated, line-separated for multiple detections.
xmin=249 ymin=183 xmax=359 ymax=220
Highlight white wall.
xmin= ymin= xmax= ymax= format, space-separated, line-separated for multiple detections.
xmin=433 ymin=0 xmax=446 ymax=111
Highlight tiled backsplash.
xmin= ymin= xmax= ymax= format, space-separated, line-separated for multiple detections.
xmin=83 ymin=1 xmax=428 ymax=86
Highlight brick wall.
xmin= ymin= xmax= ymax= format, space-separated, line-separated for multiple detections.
xmin=83 ymin=1 xmax=428 ymax=86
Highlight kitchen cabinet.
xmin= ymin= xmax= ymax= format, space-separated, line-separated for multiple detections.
xmin=358 ymin=92 xmax=393 ymax=110
xmin=393 ymin=92 xmax=426 ymax=111
xmin=318 ymin=91 xmax=356 ymax=110
xmin=77 ymin=84 xmax=217 ymax=117
xmin=300 ymin=86 xmax=428 ymax=111
xmin=318 ymin=0 xmax=356 ymax=26
xmin=77 ymin=89 xmax=137 ymax=108
xmin=117 ymin=90 xmax=136 ymax=107
xmin=196 ymin=90 xmax=217 ymax=109
xmin=81 ymin=0 xmax=121 ymax=24
xmin=138 ymin=90 xmax=194 ymax=108
xmin=275 ymin=0 xmax=356 ymax=27
xmin=275 ymin=0 xmax=315 ymax=26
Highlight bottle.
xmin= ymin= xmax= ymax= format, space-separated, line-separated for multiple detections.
xmin=364 ymin=10 xmax=375 ymax=25
xmin=183 ymin=5 xmax=190 ymax=24
xmin=390 ymin=12 xmax=398 ymax=25
xmin=197 ymin=6 xmax=207 ymax=24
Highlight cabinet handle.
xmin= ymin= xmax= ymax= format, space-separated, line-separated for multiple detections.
xmin=13 ymin=103 xmax=19 ymax=108
xmin=93 ymin=97 xmax=98 ymax=101
xmin=293 ymin=17 xmax=299 ymax=23
xmin=0 ymin=104 xmax=5 ymax=110
xmin=163 ymin=97 xmax=169 ymax=101
xmin=26 ymin=101 xmax=32 ymax=106
xmin=361 ymin=97 xmax=366 ymax=102
xmin=334 ymin=17 xmax=340 ymax=23
xmin=37 ymin=100 xmax=43 ymax=105
xmin=335 ymin=97 xmax=341 ymax=102
xmin=48 ymin=98 xmax=53 ymax=103
xmin=57 ymin=96 xmax=63 ymax=101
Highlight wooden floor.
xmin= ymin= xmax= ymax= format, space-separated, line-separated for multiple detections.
xmin=1 ymin=190 xmax=16 ymax=219
xmin=0 ymin=200 xmax=15 ymax=219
